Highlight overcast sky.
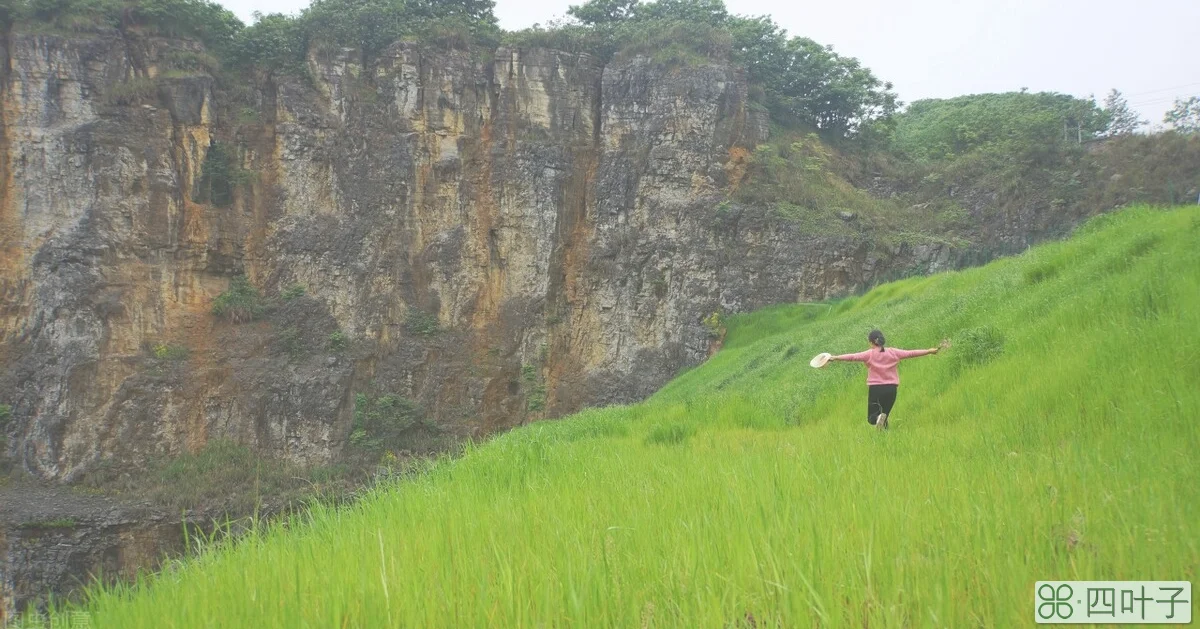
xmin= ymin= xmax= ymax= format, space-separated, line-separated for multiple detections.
xmin=225 ymin=0 xmax=1200 ymax=126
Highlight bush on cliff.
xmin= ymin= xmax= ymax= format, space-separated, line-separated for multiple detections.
xmin=212 ymin=276 xmax=265 ymax=323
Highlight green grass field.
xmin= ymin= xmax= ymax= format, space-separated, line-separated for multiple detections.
xmin=30 ymin=205 xmax=1200 ymax=627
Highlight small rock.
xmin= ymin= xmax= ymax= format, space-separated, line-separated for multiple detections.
xmin=837 ymin=211 xmax=856 ymax=221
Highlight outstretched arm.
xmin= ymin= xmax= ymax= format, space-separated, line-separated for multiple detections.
xmin=894 ymin=347 xmax=939 ymax=359
xmin=831 ymin=350 xmax=872 ymax=362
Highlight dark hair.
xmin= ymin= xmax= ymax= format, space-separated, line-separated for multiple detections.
xmin=868 ymin=329 xmax=885 ymax=352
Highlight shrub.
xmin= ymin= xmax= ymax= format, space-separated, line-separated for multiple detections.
xmin=236 ymin=107 xmax=261 ymax=126
xmin=403 ymin=308 xmax=440 ymax=337
xmin=612 ymin=20 xmax=732 ymax=67
xmin=193 ymin=143 xmax=251 ymax=208
xmin=502 ymin=22 xmax=597 ymax=56
xmin=104 ymin=77 xmax=158 ymax=105
xmin=732 ymin=133 xmax=914 ymax=236
xmin=526 ymin=385 xmax=547 ymax=412
xmin=702 ymin=311 xmax=726 ymax=339
xmin=650 ymin=276 xmax=668 ymax=298
xmin=349 ymin=427 xmax=374 ymax=449
xmin=419 ymin=15 xmax=492 ymax=51
xmin=328 ymin=330 xmax=348 ymax=351
xmin=212 ymin=276 xmax=264 ymax=323
xmin=351 ymin=393 xmax=424 ymax=452
xmin=953 ymin=325 xmax=1006 ymax=370
xmin=152 ymin=440 xmax=308 ymax=511
xmin=162 ymin=49 xmax=220 ymax=74
xmin=0 ymin=404 xmax=11 ymax=429
xmin=281 ymin=284 xmax=306 ymax=301
xmin=152 ymin=343 xmax=189 ymax=360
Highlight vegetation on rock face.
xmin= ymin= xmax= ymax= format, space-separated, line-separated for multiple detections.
xmin=281 ymin=284 xmax=306 ymax=301
xmin=76 ymin=440 xmax=358 ymax=513
xmin=0 ymin=404 xmax=10 ymax=475
xmin=212 ymin=276 xmax=265 ymax=323
xmin=732 ymin=130 xmax=962 ymax=243
xmin=193 ymin=142 xmax=250 ymax=208
xmin=32 ymin=205 xmax=1200 ymax=626
xmin=350 ymin=393 xmax=424 ymax=453
xmin=151 ymin=343 xmax=189 ymax=361
xmin=0 ymin=404 xmax=11 ymax=467
xmin=102 ymin=77 xmax=159 ymax=105
xmin=402 ymin=308 xmax=440 ymax=337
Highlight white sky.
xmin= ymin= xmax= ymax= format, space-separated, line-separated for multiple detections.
xmin=224 ymin=0 xmax=1200 ymax=126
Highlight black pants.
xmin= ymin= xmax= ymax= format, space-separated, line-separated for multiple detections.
xmin=867 ymin=385 xmax=898 ymax=425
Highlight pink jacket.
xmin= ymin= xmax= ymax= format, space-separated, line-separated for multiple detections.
xmin=833 ymin=347 xmax=935 ymax=385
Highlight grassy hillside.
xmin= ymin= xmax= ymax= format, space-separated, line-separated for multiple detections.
xmin=31 ymin=205 xmax=1200 ymax=628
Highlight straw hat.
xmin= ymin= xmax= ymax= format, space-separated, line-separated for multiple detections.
xmin=809 ymin=352 xmax=832 ymax=368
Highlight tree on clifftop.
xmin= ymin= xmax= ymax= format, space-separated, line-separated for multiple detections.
xmin=559 ymin=0 xmax=898 ymax=138
xmin=1102 ymin=89 xmax=1146 ymax=137
xmin=1164 ymin=96 xmax=1200 ymax=135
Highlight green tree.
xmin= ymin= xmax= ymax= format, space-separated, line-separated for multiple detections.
xmin=558 ymin=0 xmax=896 ymax=138
xmin=631 ymin=0 xmax=726 ymax=24
xmin=228 ymin=11 xmax=309 ymax=72
xmin=892 ymin=92 xmax=1106 ymax=164
xmin=18 ymin=0 xmax=243 ymax=50
xmin=760 ymin=36 xmax=897 ymax=136
xmin=567 ymin=0 xmax=637 ymax=25
xmin=125 ymin=0 xmax=243 ymax=50
xmin=1101 ymin=89 xmax=1145 ymax=136
xmin=289 ymin=0 xmax=498 ymax=65
xmin=1164 ymin=96 xmax=1200 ymax=135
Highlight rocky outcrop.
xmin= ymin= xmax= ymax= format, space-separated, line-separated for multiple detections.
xmin=0 ymin=486 xmax=191 ymax=623
xmin=0 ymin=31 xmax=969 ymax=483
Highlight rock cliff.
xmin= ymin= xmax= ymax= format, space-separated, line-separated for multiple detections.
xmin=0 ymin=32 xmax=974 ymax=482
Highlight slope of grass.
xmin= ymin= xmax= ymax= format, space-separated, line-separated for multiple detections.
xmin=28 ymin=205 xmax=1200 ymax=627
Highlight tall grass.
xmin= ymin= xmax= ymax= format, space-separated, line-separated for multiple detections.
xmin=26 ymin=206 xmax=1200 ymax=628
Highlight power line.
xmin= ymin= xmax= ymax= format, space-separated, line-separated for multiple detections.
xmin=1129 ymin=96 xmax=1190 ymax=108
xmin=1122 ymin=82 xmax=1200 ymax=99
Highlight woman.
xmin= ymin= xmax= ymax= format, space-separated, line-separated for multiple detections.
xmin=828 ymin=329 xmax=941 ymax=430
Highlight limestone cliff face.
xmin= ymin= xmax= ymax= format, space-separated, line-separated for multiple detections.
xmin=0 ymin=33 xmax=960 ymax=480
